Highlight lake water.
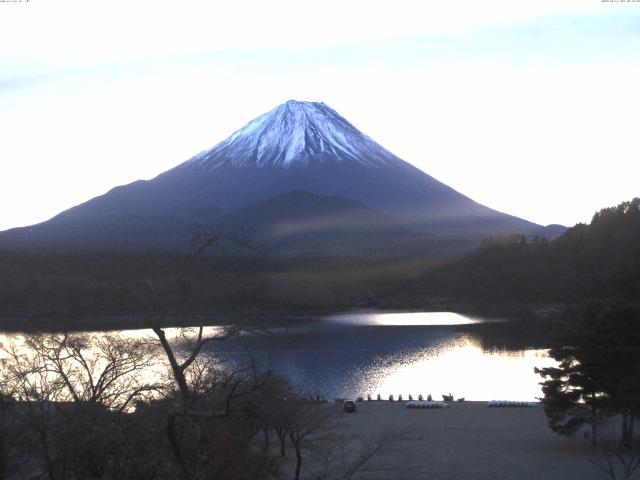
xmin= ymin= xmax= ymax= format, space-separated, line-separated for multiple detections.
xmin=0 ymin=311 xmax=554 ymax=402
xmin=205 ymin=311 xmax=555 ymax=401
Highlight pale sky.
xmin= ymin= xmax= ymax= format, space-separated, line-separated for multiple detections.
xmin=1 ymin=0 xmax=639 ymax=231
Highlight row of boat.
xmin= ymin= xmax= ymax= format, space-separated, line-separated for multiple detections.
xmin=487 ymin=400 xmax=537 ymax=408
xmin=406 ymin=401 xmax=449 ymax=409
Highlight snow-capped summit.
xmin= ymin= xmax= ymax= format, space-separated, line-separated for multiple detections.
xmin=190 ymin=100 xmax=399 ymax=169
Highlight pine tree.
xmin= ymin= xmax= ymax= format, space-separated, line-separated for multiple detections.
xmin=537 ymin=300 xmax=640 ymax=446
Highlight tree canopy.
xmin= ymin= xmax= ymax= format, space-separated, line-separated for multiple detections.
xmin=412 ymin=198 xmax=640 ymax=307
xmin=536 ymin=248 xmax=640 ymax=447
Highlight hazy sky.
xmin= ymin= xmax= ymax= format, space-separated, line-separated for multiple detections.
xmin=1 ymin=0 xmax=639 ymax=231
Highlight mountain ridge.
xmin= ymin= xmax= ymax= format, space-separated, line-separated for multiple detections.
xmin=0 ymin=100 xmax=559 ymax=255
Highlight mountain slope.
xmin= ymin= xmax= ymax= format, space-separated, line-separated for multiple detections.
xmin=215 ymin=190 xmax=428 ymax=256
xmin=0 ymin=100 xmax=549 ymax=255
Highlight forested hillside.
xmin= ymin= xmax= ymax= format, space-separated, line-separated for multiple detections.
xmin=407 ymin=198 xmax=640 ymax=306
xmin=1 ymin=199 xmax=637 ymax=329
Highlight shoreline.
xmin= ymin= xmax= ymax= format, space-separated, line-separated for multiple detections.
xmin=327 ymin=400 xmax=601 ymax=479
xmin=0 ymin=305 xmax=562 ymax=333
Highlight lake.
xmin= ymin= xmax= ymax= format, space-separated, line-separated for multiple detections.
xmin=0 ymin=311 xmax=555 ymax=402
xmin=204 ymin=311 xmax=555 ymax=401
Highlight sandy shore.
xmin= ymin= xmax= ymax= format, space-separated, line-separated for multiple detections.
xmin=329 ymin=401 xmax=603 ymax=480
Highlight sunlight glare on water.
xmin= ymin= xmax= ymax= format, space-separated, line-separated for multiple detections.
xmin=349 ymin=334 xmax=553 ymax=401
xmin=0 ymin=316 xmax=554 ymax=402
xmin=327 ymin=311 xmax=485 ymax=326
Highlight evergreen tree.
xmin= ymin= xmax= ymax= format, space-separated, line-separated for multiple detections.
xmin=537 ymin=300 xmax=640 ymax=446
xmin=535 ymin=309 xmax=612 ymax=446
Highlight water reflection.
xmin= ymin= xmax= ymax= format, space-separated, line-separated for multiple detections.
xmin=0 ymin=313 xmax=554 ymax=402
xmin=211 ymin=313 xmax=554 ymax=401
xmin=327 ymin=311 xmax=486 ymax=326
xmin=359 ymin=335 xmax=552 ymax=401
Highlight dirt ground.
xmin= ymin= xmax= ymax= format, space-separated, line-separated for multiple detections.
xmin=326 ymin=401 xmax=606 ymax=480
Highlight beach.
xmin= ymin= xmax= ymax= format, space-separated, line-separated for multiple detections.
xmin=328 ymin=401 xmax=603 ymax=480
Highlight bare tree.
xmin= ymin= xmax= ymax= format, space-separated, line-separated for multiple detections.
xmin=23 ymin=333 xmax=159 ymax=411
xmin=113 ymin=235 xmax=260 ymax=478
xmin=262 ymin=396 xmax=404 ymax=480
xmin=1 ymin=338 xmax=70 ymax=480
xmin=151 ymin=325 xmax=243 ymax=405
xmin=312 ymin=428 xmax=406 ymax=480
xmin=1 ymin=333 xmax=165 ymax=480
xmin=122 ymin=234 xmax=252 ymax=404
xmin=587 ymin=423 xmax=640 ymax=480
xmin=0 ymin=394 xmax=20 ymax=480
xmin=285 ymin=401 xmax=336 ymax=480
xmin=138 ymin=325 xmax=249 ymax=479
xmin=115 ymin=234 xmax=280 ymax=479
xmin=247 ymin=372 xmax=296 ymax=457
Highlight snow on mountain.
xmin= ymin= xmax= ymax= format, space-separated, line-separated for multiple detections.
xmin=189 ymin=100 xmax=399 ymax=169
xmin=0 ymin=99 xmax=549 ymax=255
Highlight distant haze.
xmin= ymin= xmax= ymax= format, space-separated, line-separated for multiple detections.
xmin=1 ymin=1 xmax=639 ymax=231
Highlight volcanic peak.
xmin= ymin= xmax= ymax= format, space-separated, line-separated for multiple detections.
xmin=189 ymin=100 xmax=399 ymax=169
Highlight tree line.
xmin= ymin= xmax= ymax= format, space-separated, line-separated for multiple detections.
xmin=535 ymin=230 xmax=640 ymax=479
xmin=409 ymin=198 xmax=640 ymax=308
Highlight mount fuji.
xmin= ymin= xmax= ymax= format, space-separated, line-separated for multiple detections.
xmin=0 ymin=100 xmax=557 ymax=255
